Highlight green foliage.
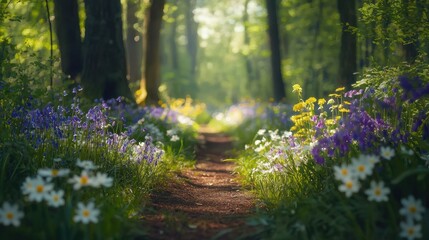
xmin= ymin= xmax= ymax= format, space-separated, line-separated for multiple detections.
xmin=233 ymin=59 xmax=429 ymax=239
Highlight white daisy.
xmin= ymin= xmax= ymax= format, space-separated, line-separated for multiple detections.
xmin=38 ymin=168 xmax=70 ymax=179
xmin=73 ymin=202 xmax=100 ymax=224
xmin=351 ymin=157 xmax=374 ymax=180
xmin=334 ymin=164 xmax=355 ymax=181
xmin=22 ymin=176 xmax=53 ymax=202
xmin=76 ymin=159 xmax=98 ymax=171
xmin=364 ymin=180 xmax=390 ymax=202
xmin=92 ymin=172 xmax=113 ymax=188
xmin=68 ymin=171 xmax=93 ymax=190
xmin=0 ymin=202 xmax=24 ymax=227
xmin=363 ymin=154 xmax=380 ymax=165
xmin=400 ymin=219 xmax=422 ymax=240
xmin=399 ymin=196 xmax=426 ymax=221
xmin=338 ymin=177 xmax=360 ymax=197
xmin=380 ymin=146 xmax=395 ymax=160
xmin=46 ymin=190 xmax=65 ymax=207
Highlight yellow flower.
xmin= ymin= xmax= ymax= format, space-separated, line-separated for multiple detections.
xmin=290 ymin=115 xmax=301 ymax=122
xmin=327 ymin=99 xmax=335 ymax=105
xmin=344 ymin=101 xmax=351 ymax=105
xmin=326 ymin=119 xmax=336 ymax=125
xmin=335 ymin=87 xmax=345 ymax=92
xmin=305 ymin=97 xmax=317 ymax=104
xmin=318 ymin=98 xmax=326 ymax=105
xmin=293 ymin=102 xmax=305 ymax=112
xmin=328 ymin=93 xmax=341 ymax=98
xmin=292 ymin=84 xmax=302 ymax=94
xmin=339 ymin=108 xmax=350 ymax=113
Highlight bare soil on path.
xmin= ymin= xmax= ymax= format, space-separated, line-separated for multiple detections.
xmin=140 ymin=129 xmax=256 ymax=240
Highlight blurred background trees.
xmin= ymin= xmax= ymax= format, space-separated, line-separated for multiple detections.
xmin=1 ymin=0 xmax=428 ymax=107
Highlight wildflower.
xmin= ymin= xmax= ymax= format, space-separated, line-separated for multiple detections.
xmin=257 ymin=129 xmax=266 ymax=135
xmin=338 ymin=177 xmax=360 ymax=197
xmin=364 ymin=181 xmax=390 ymax=202
xmin=351 ymin=157 xmax=374 ymax=180
xmin=400 ymin=219 xmax=422 ymax=240
xmin=170 ymin=135 xmax=180 ymax=142
xmin=22 ymin=176 xmax=54 ymax=202
xmin=335 ymin=87 xmax=345 ymax=92
xmin=399 ymin=196 xmax=425 ymax=221
xmin=68 ymin=171 xmax=93 ymax=190
xmin=380 ymin=146 xmax=395 ymax=160
xmin=364 ymin=154 xmax=380 ymax=165
xmin=166 ymin=129 xmax=177 ymax=136
xmin=292 ymin=84 xmax=302 ymax=94
xmin=76 ymin=159 xmax=98 ymax=171
xmin=73 ymin=202 xmax=100 ymax=224
xmin=293 ymin=102 xmax=305 ymax=112
xmin=46 ymin=190 xmax=65 ymax=207
xmin=305 ymin=97 xmax=317 ymax=104
xmin=400 ymin=146 xmax=413 ymax=156
xmin=318 ymin=98 xmax=326 ymax=106
xmin=38 ymin=168 xmax=70 ymax=179
xmin=0 ymin=202 xmax=24 ymax=227
xmin=92 ymin=172 xmax=113 ymax=188
xmin=327 ymin=99 xmax=335 ymax=105
xmin=334 ymin=164 xmax=355 ymax=181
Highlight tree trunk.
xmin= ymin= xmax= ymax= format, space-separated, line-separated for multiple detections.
xmin=402 ymin=0 xmax=418 ymax=63
xmin=143 ymin=0 xmax=165 ymax=105
xmin=265 ymin=0 xmax=286 ymax=102
xmin=126 ymin=0 xmax=143 ymax=84
xmin=243 ymin=0 xmax=256 ymax=91
xmin=53 ymin=0 xmax=82 ymax=80
xmin=185 ymin=0 xmax=198 ymax=96
xmin=337 ymin=0 xmax=357 ymax=89
xmin=81 ymin=0 xmax=133 ymax=100
xmin=170 ymin=2 xmax=179 ymax=71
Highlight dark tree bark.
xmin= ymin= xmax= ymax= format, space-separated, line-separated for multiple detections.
xmin=265 ymin=0 xmax=286 ymax=102
xmin=81 ymin=0 xmax=133 ymax=100
xmin=337 ymin=0 xmax=357 ymax=89
xmin=402 ymin=0 xmax=418 ymax=63
xmin=143 ymin=0 xmax=165 ymax=105
xmin=126 ymin=0 xmax=143 ymax=84
xmin=243 ymin=0 xmax=256 ymax=88
xmin=53 ymin=0 xmax=82 ymax=79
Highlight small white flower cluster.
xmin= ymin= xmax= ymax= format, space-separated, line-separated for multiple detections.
xmin=250 ymin=129 xmax=313 ymax=175
xmin=399 ymin=195 xmax=425 ymax=240
xmin=334 ymin=146 xmax=395 ymax=199
xmin=0 ymin=158 xmax=113 ymax=227
xmin=166 ymin=129 xmax=180 ymax=142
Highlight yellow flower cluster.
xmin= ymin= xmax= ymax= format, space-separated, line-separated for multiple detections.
xmin=162 ymin=96 xmax=207 ymax=119
xmin=289 ymin=84 xmax=349 ymax=140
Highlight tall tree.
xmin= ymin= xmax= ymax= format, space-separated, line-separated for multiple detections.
xmin=243 ymin=0 xmax=256 ymax=90
xmin=126 ymin=0 xmax=143 ymax=84
xmin=81 ymin=0 xmax=133 ymax=100
xmin=53 ymin=0 xmax=82 ymax=80
xmin=185 ymin=0 xmax=198 ymax=94
xmin=337 ymin=0 xmax=357 ymax=88
xmin=265 ymin=0 xmax=286 ymax=102
xmin=143 ymin=0 xmax=165 ymax=105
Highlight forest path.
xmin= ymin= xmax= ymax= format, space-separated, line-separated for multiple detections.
xmin=141 ymin=127 xmax=256 ymax=240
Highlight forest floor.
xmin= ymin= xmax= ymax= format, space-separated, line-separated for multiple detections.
xmin=140 ymin=128 xmax=257 ymax=240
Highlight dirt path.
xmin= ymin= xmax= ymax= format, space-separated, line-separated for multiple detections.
xmin=141 ymin=130 xmax=256 ymax=240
